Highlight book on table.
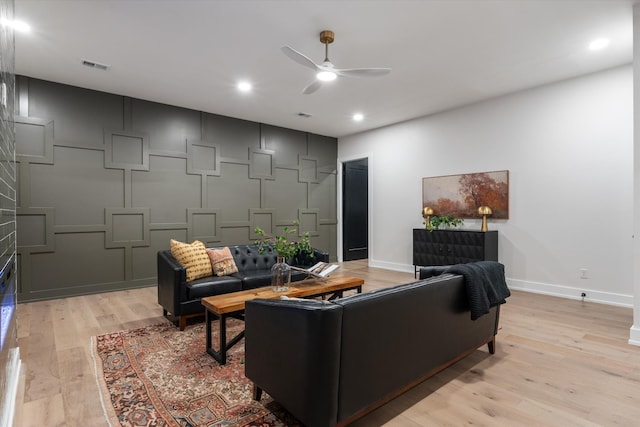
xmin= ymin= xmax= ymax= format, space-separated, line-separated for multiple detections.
xmin=291 ymin=261 xmax=340 ymax=278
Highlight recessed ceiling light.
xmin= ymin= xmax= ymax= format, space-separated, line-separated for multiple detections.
xmin=589 ymin=38 xmax=610 ymax=51
xmin=237 ymin=81 xmax=252 ymax=92
xmin=353 ymin=113 xmax=364 ymax=122
xmin=0 ymin=18 xmax=31 ymax=32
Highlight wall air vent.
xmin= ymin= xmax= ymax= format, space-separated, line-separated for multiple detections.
xmin=81 ymin=59 xmax=110 ymax=71
xmin=297 ymin=112 xmax=312 ymax=118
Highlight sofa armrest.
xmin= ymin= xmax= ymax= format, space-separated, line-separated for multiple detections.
xmin=313 ymin=248 xmax=330 ymax=263
xmin=245 ymin=298 xmax=343 ymax=427
xmin=419 ymin=265 xmax=452 ymax=279
xmin=294 ymin=247 xmax=330 ymax=267
xmin=157 ymin=250 xmax=187 ymax=316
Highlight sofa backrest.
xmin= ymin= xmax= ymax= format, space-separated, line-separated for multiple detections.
xmin=226 ymin=244 xmax=278 ymax=272
xmin=333 ymin=274 xmax=499 ymax=422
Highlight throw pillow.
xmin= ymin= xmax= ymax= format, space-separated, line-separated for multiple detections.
xmin=207 ymin=247 xmax=239 ymax=277
xmin=170 ymin=239 xmax=213 ymax=282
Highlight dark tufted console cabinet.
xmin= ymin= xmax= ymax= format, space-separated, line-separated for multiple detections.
xmin=413 ymin=229 xmax=498 ymax=277
xmin=157 ymin=244 xmax=329 ymax=330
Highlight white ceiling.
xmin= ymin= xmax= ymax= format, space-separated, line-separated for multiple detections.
xmin=14 ymin=0 xmax=635 ymax=138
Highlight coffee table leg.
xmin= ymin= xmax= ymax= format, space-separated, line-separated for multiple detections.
xmin=206 ymin=310 xmax=211 ymax=349
xmin=205 ymin=312 xmax=246 ymax=365
xmin=219 ymin=314 xmax=227 ymax=364
xmin=206 ymin=311 xmax=227 ymax=365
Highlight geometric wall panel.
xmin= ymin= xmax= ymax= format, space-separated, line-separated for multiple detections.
xmin=18 ymin=215 xmax=45 ymax=245
xmin=104 ymin=129 xmax=149 ymax=171
xmin=188 ymin=208 xmax=220 ymax=242
xmin=105 ymin=207 xmax=150 ymax=248
xmin=15 ymin=117 xmax=54 ymax=164
xmin=187 ymin=140 xmax=221 ymax=176
xmin=263 ymin=168 xmax=307 ymax=221
xmin=132 ymin=156 xmax=201 ymax=224
xmin=310 ymin=173 xmax=338 ymax=220
xmin=299 ymin=155 xmax=319 ymax=183
xmin=249 ymin=208 xmax=276 ymax=240
xmin=16 ymin=207 xmax=55 ymax=252
xmin=31 ymin=233 xmax=125 ymax=290
xmin=299 ymin=208 xmax=320 ymax=236
xmin=31 ymin=148 xmax=125 ymax=227
xmin=16 ymin=77 xmax=338 ymax=303
xmin=249 ymin=148 xmax=275 ymax=179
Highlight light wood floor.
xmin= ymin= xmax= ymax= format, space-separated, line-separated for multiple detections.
xmin=13 ymin=260 xmax=640 ymax=426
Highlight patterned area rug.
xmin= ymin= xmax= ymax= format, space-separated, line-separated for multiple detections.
xmin=92 ymin=320 xmax=301 ymax=426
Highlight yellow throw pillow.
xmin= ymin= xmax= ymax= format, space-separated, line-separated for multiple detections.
xmin=170 ymin=239 xmax=213 ymax=282
xmin=207 ymin=247 xmax=239 ymax=276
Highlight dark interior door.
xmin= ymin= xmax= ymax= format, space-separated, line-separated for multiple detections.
xmin=343 ymin=158 xmax=368 ymax=261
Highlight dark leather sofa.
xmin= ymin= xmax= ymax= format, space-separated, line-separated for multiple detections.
xmin=157 ymin=244 xmax=329 ymax=330
xmin=244 ymin=265 xmax=505 ymax=427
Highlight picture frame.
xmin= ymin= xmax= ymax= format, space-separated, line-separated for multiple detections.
xmin=422 ymin=170 xmax=509 ymax=219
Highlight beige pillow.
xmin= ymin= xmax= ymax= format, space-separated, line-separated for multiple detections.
xmin=170 ymin=239 xmax=213 ymax=282
xmin=207 ymin=247 xmax=239 ymax=276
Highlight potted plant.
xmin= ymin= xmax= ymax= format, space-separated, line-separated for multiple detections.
xmin=254 ymin=221 xmax=313 ymax=291
xmin=426 ymin=215 xmax=464 ymax=232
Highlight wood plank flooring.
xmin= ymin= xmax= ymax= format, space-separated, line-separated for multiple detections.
xmin=13 ymin=260 xmax=640 ymax=426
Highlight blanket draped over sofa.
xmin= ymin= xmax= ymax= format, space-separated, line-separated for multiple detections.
xmin=419 ymin=260 xmax=510 ymax=320
xmin=448 ymin=261 xmax=511 ymax=320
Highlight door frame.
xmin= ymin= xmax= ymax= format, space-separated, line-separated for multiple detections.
xmin=337 ymin=152 xmax=373 ymax=263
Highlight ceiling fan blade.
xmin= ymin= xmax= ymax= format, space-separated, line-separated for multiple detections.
xmin=281 ymin=46 xmax=320 ymax=71
xmin=302 ymin=80 xmax=323 ymax=95
xmin=335 ymin=68 xmax=392 ymax=78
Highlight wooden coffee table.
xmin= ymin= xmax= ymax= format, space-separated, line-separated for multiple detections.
xmin=201 ymin=275 xmax=364 ymax=364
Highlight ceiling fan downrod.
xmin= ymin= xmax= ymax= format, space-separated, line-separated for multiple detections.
xmin=319 ymin=30 xmax=334 ymax=62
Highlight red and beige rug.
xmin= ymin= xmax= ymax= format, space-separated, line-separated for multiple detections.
xmin=92 ymin=320 xmax=301 ymax=427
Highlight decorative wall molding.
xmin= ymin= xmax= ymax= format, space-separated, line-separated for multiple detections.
xmin=15 ymin=77 xmax=338 ymax=302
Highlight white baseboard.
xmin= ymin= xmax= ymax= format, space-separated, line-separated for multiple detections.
xmin=368 ymin=259 xmax=415 ymax=274
xmin=507 ymin=278 xmax=633 ymax=308
xmin=629 ymin=325 xmax=640 ymax=347
xmin=1 ymin=347 xmax=21 ymax=427
xmin=367 ymin=262 xmax=634 ymax=308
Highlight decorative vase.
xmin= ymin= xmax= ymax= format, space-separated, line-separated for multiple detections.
xmin=271 ymin=256 xmax=291 ymax=292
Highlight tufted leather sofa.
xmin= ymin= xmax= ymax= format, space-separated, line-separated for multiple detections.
xmin=244 ymin=265 xmax=505 ymax=427
xmin=157 ymin=244 xmax=329 ymax=330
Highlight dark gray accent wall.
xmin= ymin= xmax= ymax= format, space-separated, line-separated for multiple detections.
xmin=16 ymin=77 xmax=337 ymax=302
xmin=0 ymin=0 xmax=17 ymax=418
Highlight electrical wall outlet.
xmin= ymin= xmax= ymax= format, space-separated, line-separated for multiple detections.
xmin=580 ymin=268 xmax=588 ymax=279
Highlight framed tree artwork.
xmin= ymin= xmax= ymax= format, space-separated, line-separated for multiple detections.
xmin=422 ymin=170 xmax=509 ymax=219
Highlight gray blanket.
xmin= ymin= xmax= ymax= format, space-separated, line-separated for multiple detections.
xmin=448 ymin=261 xmax=510 ymax=320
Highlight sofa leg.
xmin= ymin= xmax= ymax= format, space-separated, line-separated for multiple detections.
xmin=179 ymin=316 xmax=187 ymax=331
xmin=253 ymin=384 xmax=263 ymax=401
xmin=487 ymin=337 xmax=496 ymax=354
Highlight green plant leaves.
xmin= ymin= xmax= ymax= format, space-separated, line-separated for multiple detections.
xmin=427 ymin=215 xmax=464 ymax=232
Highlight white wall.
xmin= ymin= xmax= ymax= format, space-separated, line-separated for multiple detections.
xmin=339 ymin=65 xmax=633 ymax=306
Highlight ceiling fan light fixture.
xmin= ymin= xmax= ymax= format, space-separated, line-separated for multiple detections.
xmin=282 ymin=29 xmax=390 ymax=94
xmin=317 ymin=70 xmax=337 ymax=82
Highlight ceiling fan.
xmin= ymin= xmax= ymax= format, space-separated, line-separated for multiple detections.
xmin=281 ymin=30 xmax=391 ymax=94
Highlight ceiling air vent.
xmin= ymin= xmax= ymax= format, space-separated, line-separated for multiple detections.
xmin=81 ymin=59 xmax=110 ymax=71
xmin=297 ymin=112 xmax=312 ymax=118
